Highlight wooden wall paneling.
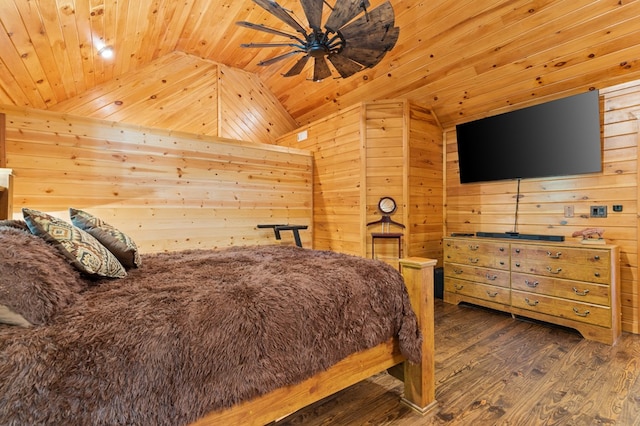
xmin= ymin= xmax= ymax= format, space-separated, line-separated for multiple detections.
xmin=50 ymin=53 xmax=218 ymax=127
xmin=1 ymin=1 xmax=63 ymax=106
xmin=365 ymin=101 xmax=405 ymax=265
xmin=428 ymin=2 xmax=640 ymax=127
xmin=359 ymin=104 xmax=368 ymax=258
xmin=276 ymin=100 xmax=444 ymax=266
xmin=55 ymin=0 xmax=90 ymax=97
xmin=632 ymin=106 xmax=640 ymax=334
xmin=444 ymin=80 xmax=640 ymax=333
xmin=0 ymin=6 xmax=47 ymax=107
xmin=217 ymin=65 xmax=297 ymax=144
xmin=4 ymin=0 xmax=640 ymax=136
xmin=407 ymin=104 xmax=444 ymax=265
xmin=49 ymin=53 xmax=296 ymax=143
xmin=1 ymin=105 xmax=313 ymax=253
xmin=276 ymin=104 xmax=363 ymax=255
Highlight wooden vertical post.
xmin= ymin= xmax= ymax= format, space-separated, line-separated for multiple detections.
xmin=0 ymin=168 xmax=13 ymax=219
xmin=399 ymin=257 xmax=438 ymax=413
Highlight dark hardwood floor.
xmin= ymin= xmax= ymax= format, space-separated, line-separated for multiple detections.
xmin=276 ymin=300 xmax=640 ymax=425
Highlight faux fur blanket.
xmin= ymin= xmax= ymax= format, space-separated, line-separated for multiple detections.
xmin=0 ymin=245 xmax=421 ymax=425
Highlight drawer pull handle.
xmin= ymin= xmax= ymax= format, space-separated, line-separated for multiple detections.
xmin=455 ymin=284 xmax=464 ymax=291
xmin=547 ymin=251 xmax=562 ymax=259
xmin=546 ymin=267 xmax=562 ymax=274
xmin=594 ymin=272 xmax=600 ymax=278
xmin=572 ymin=307 xmax=591 ymax=317
xmin=469 ymin=245 xmax=479 ymax=251
xmin=486 ymin=274 xmax=498 ymax=281
xmin=500 ymin=261 xmax=505 ymax=266
xmin=499 ymin=247 xmax=505 ymax=252
xmin=454 ymin=269 xmax=463 ymax=274
xmin=594 ymin=255 xmax=600 ymax=260
xmin=515 ymin=248 xmax=521 ymax=253
xmin=486 ymin=291 xmax=498 ymax=298
xmin=525 ymin=280 xmax=539 ymax=288
xmin=525 ymin=298 xmax=539 ymax=307
xmin=469 ymin=258 xmax=479 ymax=264
xmin=572 ymin=287 xmax=590 ymax=296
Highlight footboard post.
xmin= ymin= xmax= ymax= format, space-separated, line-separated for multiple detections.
xmin=399 ymin=257 xmax=437 ymax=414
xmin=0 ymin=168 xmax=13 ymax=220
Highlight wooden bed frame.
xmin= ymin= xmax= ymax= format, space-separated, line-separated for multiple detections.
xmin=0 ymin=167 xmax=437 ymax=425
xmin=191 ymin=257 xmax=437 ymax=426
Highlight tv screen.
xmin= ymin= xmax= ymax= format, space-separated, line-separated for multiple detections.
xmin=455 ymin=90 xmax=602 ymax=184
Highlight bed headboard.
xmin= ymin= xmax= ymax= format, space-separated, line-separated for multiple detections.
xmin=0 ymin=168 xmax=13 ymax=220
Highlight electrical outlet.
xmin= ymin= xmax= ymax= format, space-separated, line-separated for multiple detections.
xmin=564 ymin=206 xmax=574 ymax=218
xmin=590 ymin=205 xmax=607 ymax=218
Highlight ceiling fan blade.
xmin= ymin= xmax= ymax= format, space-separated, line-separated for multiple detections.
xmin=300 ymin=0 xmax=323 ymax=31
xmin=313 ymin=56 xmax=332 ymax=81
xmin=236 ymin=21 xmax=305 ymax=43
xmin=284 ymin=55 xmax=311 ymax=76
xmin=339 ymin=2 xmax=396 ymax=41
xmin=327 ymin=53 xmax=363 ymax=78
xmin=241 ymin=42 xmax=305 ymax=49
xmin=252 ymin=0 xmax=308 ymax=35
xmin=325 ymin=0 xmax=370 ymax=32
xmin=258 ymin=50 xmax=304 ymax=66
xmin=343 ymin=26 xmax=399 ymax=51
xmin=338 ymin=46 xmax=388 ymax=68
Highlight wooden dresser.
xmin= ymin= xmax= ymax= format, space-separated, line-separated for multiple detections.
xmin=443 ymin=237 xmax=620 ymax=344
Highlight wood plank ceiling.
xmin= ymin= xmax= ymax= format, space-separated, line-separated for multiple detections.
xmin=1 ymin=0 xmax=640 ymax=129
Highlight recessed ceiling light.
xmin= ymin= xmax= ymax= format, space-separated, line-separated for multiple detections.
xmin=98 ymin=45 xmax=114 ymax=59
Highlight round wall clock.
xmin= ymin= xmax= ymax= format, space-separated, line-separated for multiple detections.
xmin=378 ymin=197 xmax=397 ymax=215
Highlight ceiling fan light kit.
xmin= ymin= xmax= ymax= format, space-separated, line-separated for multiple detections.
xmin=237 ymin=0 xmax=399 ymax=82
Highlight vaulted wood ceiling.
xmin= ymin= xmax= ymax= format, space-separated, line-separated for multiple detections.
xmin=1 ymin=0 xmax=640 ymax=129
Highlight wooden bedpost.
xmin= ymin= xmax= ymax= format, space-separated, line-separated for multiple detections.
xmin=0 ymin=168 xmax=13 ymax=220
xmin=399 ymin=257 xmax=438 ymax=414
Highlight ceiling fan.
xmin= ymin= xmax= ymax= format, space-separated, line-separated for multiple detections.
xmin=237 ymin=0 xmax=400 ymax=82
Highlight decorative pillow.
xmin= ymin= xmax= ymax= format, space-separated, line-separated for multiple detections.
xmin=22 ymin=208 xmax=127 ymax=278
xmin=69 ymin=208 xmax=141 ymax=269
xmin=0 ymin=226 xmax=86 ymax=326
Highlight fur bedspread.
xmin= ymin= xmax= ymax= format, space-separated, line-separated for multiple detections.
xmin=0 ymin=245 xmax=421 ymax=425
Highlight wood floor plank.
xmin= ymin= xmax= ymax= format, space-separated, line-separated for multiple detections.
xmin=275 ymin=300 xmax=640 ymax=426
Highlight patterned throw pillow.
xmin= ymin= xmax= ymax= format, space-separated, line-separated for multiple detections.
xmin=69 ymin=208 xmax=141 ymax=269
xmin=22 ymin=208 xmax=127 ymax=278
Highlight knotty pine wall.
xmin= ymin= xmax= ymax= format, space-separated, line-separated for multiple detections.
xmin=49 ymin=52 xmax=297 ymax=145
xmin=276 ymin=100 xmax=443 ymax=267
xmin=0 ymin=105 xmax=313 ymax=253
xmin=445 ymin=81 xmax=640 ymax=334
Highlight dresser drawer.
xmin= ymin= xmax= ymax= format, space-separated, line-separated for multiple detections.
xmin=511 ymin=272 xmax=610 ymax=305
xmin=444 ymin=263 xmax=510 ymax=288
xmin=511 ymin=244 xmax=610 ymax=283
xmin=445 ymin=278 xmax=511 ymax=305
xmin=511 ymin=290 xmax=611 ymax=327
xmin=444 ymin=239 xmax=510 ymax=270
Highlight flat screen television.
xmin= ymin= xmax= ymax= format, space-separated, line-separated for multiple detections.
xmin=455 ymin=90 xmax=602 ymax=184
